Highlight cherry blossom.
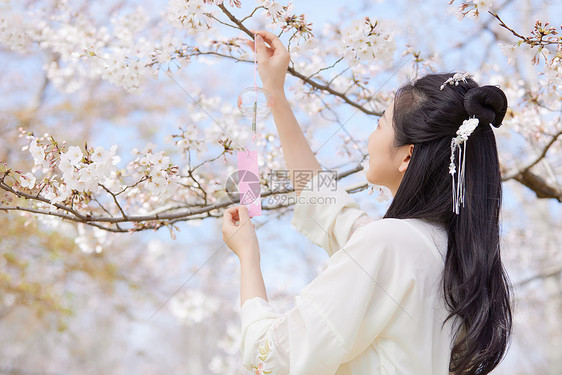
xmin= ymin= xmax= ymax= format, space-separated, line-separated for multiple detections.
xmin=19 ymin=172 xmax=36 ymax=189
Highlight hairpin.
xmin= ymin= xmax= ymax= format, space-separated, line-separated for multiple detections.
xmin=449 ymin=116 xmax=479 ymax=214
xmin=440 ymin=72 xmax=473 ymax=90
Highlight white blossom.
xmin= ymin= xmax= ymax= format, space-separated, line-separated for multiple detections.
xmin=475 ymin=0 xmax=494 ymax=16
xmin=19 ymin=172 xmax=36 ymax=189
xmin=57 ymin=145 xmax=120 ymax=194
xmin=145 ymin=177 xmax=168 ymax=197
xmin=58 ymin=157 xmax=74 ymax=176
xmin=50 ymin=183 xmax=72 ymax=205
xmin=257 ymin=0 xmax=286 ymax=20
xmin=147 ymin=151 xmax=170 ymax=169
xmin=111 ymin=7 xmax=149 ymax=43
xmin=338 ymin=18 xmax=395 ymax=68
xmin=92 ymin=146 xmax=120 ymax=180
xmin=101 ymin=51 xmax=152 ymax=93
xmin=498 ymin=42 xmax=518 ymax=65
xmin=167 ymin=0 xmax=212 ymax=33
xmin=0 ymin=8 xmax=32 ymax=51
xmin=77 ymin=166 xmax=100 ymax=193
xmin=28 ymin=138 xmax=48 ymax=170
xmin=455 ymin=5 xmax=466 ymax=21
xmin=91 ymin=146 xmax=112 ymax=165
xmin=62 ymin=146 xmax=84 ymax=165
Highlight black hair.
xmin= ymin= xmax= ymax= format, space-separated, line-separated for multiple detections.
xmin=383 ymin=72 xmax=512 ymax=374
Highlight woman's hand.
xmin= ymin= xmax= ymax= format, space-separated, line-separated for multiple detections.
xmin=245 ymin=30 xmax=291 ymax=96
xmin=222 ymin=205 xmax=260 ymax=261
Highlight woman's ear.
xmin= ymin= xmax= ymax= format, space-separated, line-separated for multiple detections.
xmin=398 ymin=144 xmax=414 ymax=173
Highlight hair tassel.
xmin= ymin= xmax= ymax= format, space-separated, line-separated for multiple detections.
xmin=449 ymin=116 xmax=479 ymax=214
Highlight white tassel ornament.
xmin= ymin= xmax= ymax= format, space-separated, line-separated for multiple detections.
xmin=449 ymin=117 xmax=479 ymax=214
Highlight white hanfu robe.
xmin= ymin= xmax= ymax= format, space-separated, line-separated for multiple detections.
xmin=240 ymin=171 xmax=456 ymax=374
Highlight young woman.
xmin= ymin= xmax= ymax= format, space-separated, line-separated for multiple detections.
xmin=222 ymin=30 xmax=512 ymax=375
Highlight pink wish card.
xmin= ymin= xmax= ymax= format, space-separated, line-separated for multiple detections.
xmin=237 ymin=149 xmax=262 ymax=217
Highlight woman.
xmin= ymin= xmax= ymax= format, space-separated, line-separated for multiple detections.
xmin=222 ymin=30 xmax=512 ymax=375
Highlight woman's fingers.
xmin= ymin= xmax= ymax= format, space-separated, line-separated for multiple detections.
xmin=245 ymin=38 xmax=273 ymax=57
xmin=244 ymin=29 xmax=289 ymax=95
xmin=250 ymin=30 xmax=286 ymax=52
xmin=254 ymin=34 xmax=269 ymax=61
xmin=238 ymin=204 xmax=249 ymax=221
xmin=224 ymin=206 xmax=240 ymax=223
xmin=224 ymin=205 xmax=254 ymax=226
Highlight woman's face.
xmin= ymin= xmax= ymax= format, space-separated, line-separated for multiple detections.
xmin=364 ymin=99 xmax=412 ymax=196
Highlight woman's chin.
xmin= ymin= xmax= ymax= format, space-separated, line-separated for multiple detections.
xmin=367 ymin=175 xmax=385 ymax=188
xmin=366 ymin=174 xmax=377 ymax=185
xmin=362 ymin=163 xmax=381 ymax=185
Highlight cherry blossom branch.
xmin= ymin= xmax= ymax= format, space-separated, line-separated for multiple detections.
xmin=0 ymin=162 xmax=369 ymax=232
xmin=1 ymin=1 xmax=560 ymax=238
xmin=286 ymin=66 xmax=380 ymax=115
xmin=240 ymin=6 xmax=267 ymax=23
xmin=503 ymin=129 xmax=562 ymax=179
xmin=0 ymin=174 xmax=86 ymax=221
xmin=114 ymin=176 xmax=148 ymax=196
xmin=510 ymin=170 xmax=562 ymax=202
xmin=490 ymin=11 xmax=561 ymax=47
xmin=452 ymin=0 xmax=516 ymax=49
xmin=216 ymin=3 xmax=381 ymax=116
xmin=93 ymin=197 xmax=114 ymax=218
xmin=217 ymin=3 xmax=254 ymax=37
xmin=207 ymin=14 xmax=240 ymax=31
xmin=2 ymin=150 xmax=560 ymax=234
xmin=326 ymin=67 xmax=351 ymax=87
xmin=501 ymin=128 xmax=562 ymax=201
xmin=189 ymin=148 xmax=230 ymax=173
xmin=304 ymin=57 xmax=345 ymax=81
xmin=515 ymin=264 xmax=562 ymax=288
xmin=99 ymin=183 xmax=128 ymax=220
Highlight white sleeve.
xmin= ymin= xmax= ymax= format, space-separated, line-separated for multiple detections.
xmin=240 ymin=220 xmax=416 ymax=375
xmin=290 ymin=171 xmax=375 ymax=257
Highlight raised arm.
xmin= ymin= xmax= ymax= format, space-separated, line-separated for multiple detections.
xmin=246 ymin=30 xmax=322 ymax=197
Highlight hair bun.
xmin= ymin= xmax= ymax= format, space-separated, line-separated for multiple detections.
xmin=463 ymin=85 xmax=508 ymax=128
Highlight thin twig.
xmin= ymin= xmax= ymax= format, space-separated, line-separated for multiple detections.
xmin=503 ymin=128 xmax=562 ymax=180
xmin=100 ymin=183 xmax=128 ymax=219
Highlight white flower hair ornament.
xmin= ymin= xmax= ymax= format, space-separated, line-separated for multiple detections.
xmin=449 ymin=116 xmax=479 ymax=214
xmin=440 ymin=72 xmax=473 ymax=90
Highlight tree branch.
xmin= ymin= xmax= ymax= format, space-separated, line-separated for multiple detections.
xmin=509 ymin=170 xmax=562 ymax=202
xmin=504 ymin=129 xmax=562 ymax=178
xmin=216 ymin=3 xmax=381 ymax=116
xmin=0 ymin=163 xmax=370 ymax=232
xmin=490 ymin=11 xmax=560 ymax=46
xmin=515 ymin=264 xmax=562 ymax=288
xmin=501 ymin=128 xmax=562 ymax=201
